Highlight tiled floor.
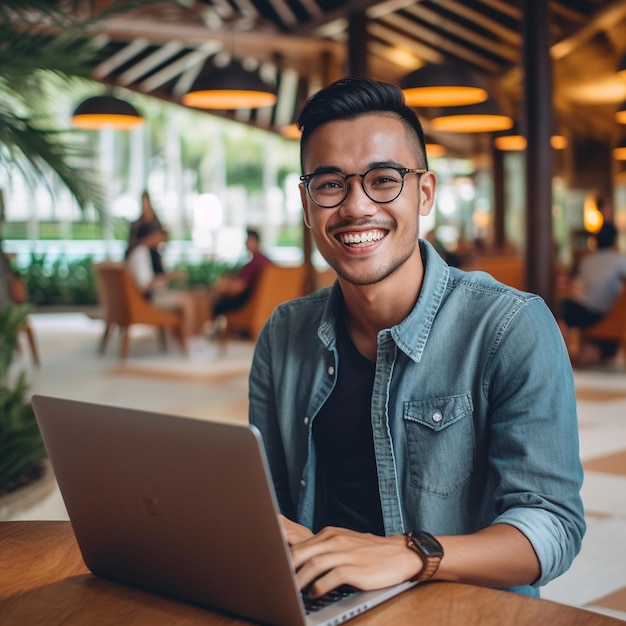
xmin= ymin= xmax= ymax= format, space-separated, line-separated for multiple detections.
xmin=3 ymin=312 xmax=626 ymax=622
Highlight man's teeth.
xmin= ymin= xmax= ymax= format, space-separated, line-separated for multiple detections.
xmin=341 ymin=231 xmax=385 ymax=245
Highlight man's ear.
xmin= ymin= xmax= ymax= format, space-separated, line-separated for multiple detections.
xmin=419 ymin=170 xmax=437 ymax=217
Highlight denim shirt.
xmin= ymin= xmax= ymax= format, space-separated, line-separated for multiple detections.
xmin=249 ymin=240 xmax=585 ymax=595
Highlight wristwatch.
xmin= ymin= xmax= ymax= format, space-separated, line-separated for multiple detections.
xmin=405 ymin=530 xmax=444 ymax=582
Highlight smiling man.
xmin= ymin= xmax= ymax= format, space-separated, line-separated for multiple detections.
xmin=248 ymin=78 xmax=585 ymax=599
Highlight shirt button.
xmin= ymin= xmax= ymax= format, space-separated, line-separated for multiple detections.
xmin=432 ymin=411 xmax=443 ymax=423
xmin=300 ymin=479 xmax=306 ymax=488
xmin=304 ymin=416 xmax=309 ymax=426
xmin=328 ymin=366 xmax=335 ymax=376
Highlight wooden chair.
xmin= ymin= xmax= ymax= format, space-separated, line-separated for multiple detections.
xmin=221 ymin=264 xmax=307 ymax=340
xmin=7 ymin=273 xmax=40 ymax=366
xmin=95 ymin=262 xmax=186 ymax=360
xmin=580 ymin=286 xmax=626 ymax=364
xmin=464 ymin=254 xmax=526 ymax=291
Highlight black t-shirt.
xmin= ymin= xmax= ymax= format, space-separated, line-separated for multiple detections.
xmin=312 ymin=312 xmax=384 ymax=536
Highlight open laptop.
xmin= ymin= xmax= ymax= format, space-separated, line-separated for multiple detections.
xmin=32 ymin=395 xmax=416 ymax=626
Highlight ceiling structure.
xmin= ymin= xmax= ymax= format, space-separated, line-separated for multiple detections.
xmin=54 ymin=0 xmax=626 ymax=155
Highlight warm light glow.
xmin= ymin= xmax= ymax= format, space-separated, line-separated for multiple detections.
xmin=72 ymin=113 xmax=144 ymax=130
xmin=616 ymin=107 xmax=626 ymax=124
xmin=551 ymin=134 xmax=568 ymax=150
xmin=494 ymin=134 xmax=526 ymax=151
xmin=181 ymin=89 xmax=276 ymax=110
xmin=432 ymin=114 xmax=513 ymax=133
xmin=583 ymin=196 xmax=604 ymax=234
xmin=281 ymin=123 xmax=301 ymax=140
xmin=425 ymin=142 xmax=446 ymax=158
xmin=403 ymin=86 xmax=488 ymax=108
xmin=614 ymin=145 xmax=626 ymax=160
xmin=473 ymin=210 xmax=491 ymax=230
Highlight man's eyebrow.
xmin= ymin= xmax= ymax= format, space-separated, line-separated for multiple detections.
xmin=306 ymin=160 xmax=407 ymax=175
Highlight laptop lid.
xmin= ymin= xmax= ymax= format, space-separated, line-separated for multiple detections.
xmin=32 ymin=395 xmax=414 ymax=626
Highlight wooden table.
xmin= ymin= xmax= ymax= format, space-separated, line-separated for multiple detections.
xmin=1 ymin=521 xmax=621 ymax=626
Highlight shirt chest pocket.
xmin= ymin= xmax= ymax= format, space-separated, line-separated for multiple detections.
xmin=403 ymin=394 xmax=475 ymax=497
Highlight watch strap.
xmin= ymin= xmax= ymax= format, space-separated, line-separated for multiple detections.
xmin=405 ymin=530 xmax=443 ymax=583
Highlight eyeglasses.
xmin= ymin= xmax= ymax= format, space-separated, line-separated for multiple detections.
xmin=300 ymin=166 xmax=428 ymax=209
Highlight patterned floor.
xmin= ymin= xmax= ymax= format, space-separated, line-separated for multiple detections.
xmin=4 ymin=312 xmax=626 ymax=622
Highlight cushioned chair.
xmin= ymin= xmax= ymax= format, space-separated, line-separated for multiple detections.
xmin=580 ymin=286 xmax=626 ymax=364
xmin=95 ymin=262 xmax=186 ymax=360
xmin=222 ymin=264 xmax=307 ymax=340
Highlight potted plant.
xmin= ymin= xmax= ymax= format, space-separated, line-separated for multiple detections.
xmin=0 ymin=303 xmax=46 ymax=497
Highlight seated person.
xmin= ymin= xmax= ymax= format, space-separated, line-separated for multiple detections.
xmin=126 ymin=227 xmax=210 ymax=349
xmin=560 ymin=221 xmax=626 ymax=362
xmin=212 ymin=229 xmax=273 ymax=317
xmin=126 ymin=191 xmax=167 ymax=273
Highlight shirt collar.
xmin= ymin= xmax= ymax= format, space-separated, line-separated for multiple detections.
xmin=317 ymin=239 xmax=450 ymax=362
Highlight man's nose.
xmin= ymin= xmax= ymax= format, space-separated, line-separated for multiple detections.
xmin=338 ymin=177 xmax=376 ymax=218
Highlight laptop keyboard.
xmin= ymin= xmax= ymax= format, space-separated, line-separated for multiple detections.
xmin=302 ymin=585 xmax=358 ymax=614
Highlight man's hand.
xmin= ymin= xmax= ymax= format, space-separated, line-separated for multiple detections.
xmin=279 ymin=514 xmax=314 ymax=545
xmin=286 ymin=525 xmax=421 ymax=598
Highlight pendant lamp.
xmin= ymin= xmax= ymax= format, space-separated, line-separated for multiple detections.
xmin=400 ymin=63 xmax=488 ymax=107
xmin=494 ymin=126 xmax=527 ymax=151
xmin=281 ymin=122 xmax=301 ymax=140
xmin=430 ymin=99 xmax=513 ymax=133
xmin=614 ymin=137 xmax=626 ymax=160
xmin=182 ymin=60 xmax=276 ymax=110
xmin=425 ymin=138 xmax=446 ymax=158
xmin=72 ymin=95 xmax=144 ymax=130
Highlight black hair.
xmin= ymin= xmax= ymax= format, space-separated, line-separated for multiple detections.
xmin=296 ymin=77 xmax=428 ymax=170
xmin=246 ymin=228 xmax=261 ymax=242
xmin=595 ymin=221 xmax=617 ymax=249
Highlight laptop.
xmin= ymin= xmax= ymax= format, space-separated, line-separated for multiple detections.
xmin=32 ymin=395 xmax=416 ymax=626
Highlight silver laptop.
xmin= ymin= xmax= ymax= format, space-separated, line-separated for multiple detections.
xmin=32 ymin=395 xmax=415 ymax=626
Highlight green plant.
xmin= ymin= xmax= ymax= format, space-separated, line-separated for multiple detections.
xmin=18 ymin=253 xmax=98 ymax=306
xmin=0 ymin=303 xmax=46 ymax=495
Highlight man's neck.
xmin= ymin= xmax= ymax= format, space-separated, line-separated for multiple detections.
xmin=339 ymin=258 xmax=425 ymax=361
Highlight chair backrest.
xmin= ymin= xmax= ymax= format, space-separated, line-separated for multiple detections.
xmin=95 ymin=262 xmax=181 ymax=327
xmin=464 ymin=254 xmax=525 ymax=291
xmin=95 ymin=262 xmax=132 ymax=325
xmin=225 ymin=264 xmax=307 ymax=339
xmin=584 ymin=286 xmax=626 ymax=342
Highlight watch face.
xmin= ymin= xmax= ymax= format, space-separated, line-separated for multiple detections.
xmin=415 ymin=531 xmax=444 ymax=557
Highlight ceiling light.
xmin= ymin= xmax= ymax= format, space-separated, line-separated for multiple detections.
xmin=550 ymin=133 xmax=568 ymax=150
xmin=280 ymin=122 xmax=301 ymax=140
xmin=425 ymin=139 xmax=446 ymax=158
xmin=614 ymin=137 xmax=626 ymax=160
xmin=72 ymin=95 xmax=144 ymax=130
xmin=400 ymin=63 xmax=488 ymax=107
xmin=182 ymin=60 xmax=276 ymax=110
xmin=430 ymin=99 xmax=513 ymax=133
xmin=494 ymin=126 xmax=527 ymax=151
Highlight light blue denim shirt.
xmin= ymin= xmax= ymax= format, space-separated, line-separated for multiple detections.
xmin=249 ymin=240 xmax=585 ymax=596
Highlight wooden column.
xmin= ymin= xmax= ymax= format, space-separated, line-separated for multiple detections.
xmin=522 ymin=0 xmax=555 ymax=309
xmin=348 ymin=11 xmax=368 ymax=77
xmin=492 ymin=142 xmax=506 ymax=250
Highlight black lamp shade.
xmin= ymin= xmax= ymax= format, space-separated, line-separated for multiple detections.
xmin=72 ymin=96 xmax=144 ymax=130
xmin=400 ymin=63 xmax=488 ymax=107
xmin=430 ymin=98 xmax=513 ymax=133
xmin=182 ymin=60 xmax=276 ymax=110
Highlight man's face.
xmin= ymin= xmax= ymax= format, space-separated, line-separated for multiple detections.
xmin=300 ymin=114 xmax=435 ymax=286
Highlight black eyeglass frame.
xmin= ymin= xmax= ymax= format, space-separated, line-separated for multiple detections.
xmin=299 ymin=166 xmax=428 ymax=209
